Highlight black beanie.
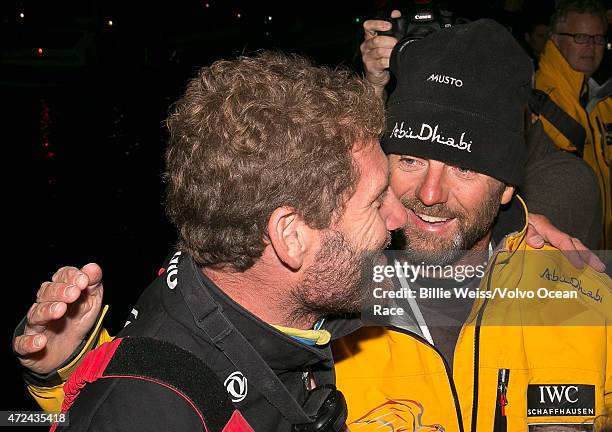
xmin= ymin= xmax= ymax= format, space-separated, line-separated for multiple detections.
xmin=381 ymin=19 xmax=533 ymax=186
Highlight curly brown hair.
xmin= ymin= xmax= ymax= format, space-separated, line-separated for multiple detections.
xmin=165 ymin=51 xmax=384 ymax=271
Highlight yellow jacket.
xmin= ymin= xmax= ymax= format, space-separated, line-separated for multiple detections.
xmin=535 ymin=40 xmax=611 ymax=248
xmin=334 ymin=199 xmax=612 ymax=431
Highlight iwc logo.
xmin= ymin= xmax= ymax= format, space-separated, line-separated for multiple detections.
xmin=224 ymin=371 xmax=248 ymax=403
xmin=527 ymin=384 xmax=595 ymax=417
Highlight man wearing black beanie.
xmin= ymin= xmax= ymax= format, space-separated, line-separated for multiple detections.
xmin=334 ymin=19 xmax=611 ymax=432
xmin=382 ymin=19 xmax=530 ymax=266
xmin=384 ymin=19 xmax=530 ymax=187
xmin=362 ymin=10 xmax=603 ymax=250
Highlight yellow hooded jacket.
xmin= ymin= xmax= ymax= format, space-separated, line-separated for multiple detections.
xmin=535 ymin=40 xmax=611 ymax=248
xmin=334 ymin=199 xmax=611 ymax=432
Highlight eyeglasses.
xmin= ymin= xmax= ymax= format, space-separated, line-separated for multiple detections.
xmin=555 ymin=32 xmax=607 ymax=45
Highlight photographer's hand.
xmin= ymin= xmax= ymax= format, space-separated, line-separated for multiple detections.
xmin=361 ymin=10 xmax=402 ymax=98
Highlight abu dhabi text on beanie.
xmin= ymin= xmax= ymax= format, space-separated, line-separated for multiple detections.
xmin=381 ymin=18 xmax=533 ymax=186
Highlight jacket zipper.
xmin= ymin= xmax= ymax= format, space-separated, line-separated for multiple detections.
xmin=470 ymin=252 xmax=499 ymax=432
xmin=493 ymin=368 xmax=510 ymax=432
xmin=389 ymin=326 xmax=465 ymax=432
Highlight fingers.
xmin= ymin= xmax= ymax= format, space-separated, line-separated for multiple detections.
xmin=37 ymin=280 xmax=82 ymax=305
xmin=361 ymin=33 xmax=398 ymax=51
xmin=525 ymin=224 xmax=545 ymax=249
xmin=558 ymin=236 xmax=586 ymax=270
xmin=587 ymin=254 xmax=606 ymax=273
xmin=25 ymin=301 xmax=68 ymax=333
xmin=46 ymin=263 xmax=102 ymax=299
xmin=527 ymin=214 xmax=606 ymax=272
xmin=361 ymin=13 xmax=402 ymax=92
xmin=14 ymin=333 xmax=48 ymax=356
xmin=370 ymin=57 xmax=391 ymax=76
xmin=360 ymin=28 xmax=399 ymax=65
xmin=28 ymin=263 xmax=103 ymax=334
xmin=361 ymin=44 xmax=395 ymax=64
xmin=362 ymin=9 xmax=402 ymax=38
xmin=363 ymin=19 xmax=392 ymax=39
xmin=81 ymin=263 xmax=103 ymax=287
xmin=564 ymin=237 xmax=606 ymax=273
xmin=360 ymin=35 xmax=397 ymax=89
xmin=51 ymin=266 xmax=86 ymax=285
xmin=15 ymin=262 xmax=104 ymax=370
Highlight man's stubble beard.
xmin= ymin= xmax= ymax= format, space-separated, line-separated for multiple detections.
xmin=395 ymin=187 xmax=504 ymax=266
xmin=291 ymin=229 xmax=390 ymax=322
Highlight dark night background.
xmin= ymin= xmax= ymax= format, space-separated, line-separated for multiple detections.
xmin=0 ymin=0 xmax=569 ymax=419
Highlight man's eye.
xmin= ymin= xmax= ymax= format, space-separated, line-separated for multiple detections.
xmin=373 ymin=189 xmax=388 ymax=209
xmin=454 ymin=166 xmax=476 ymax=177
xmin=398 ymin=157 xmax=422 ymax=170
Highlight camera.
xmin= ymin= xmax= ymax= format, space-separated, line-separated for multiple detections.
xmin=377 ymin=0 xmax=454 ymax=43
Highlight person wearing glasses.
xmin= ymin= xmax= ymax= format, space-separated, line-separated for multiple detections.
xmin=535 ymin=0 xmax=611 ymax=249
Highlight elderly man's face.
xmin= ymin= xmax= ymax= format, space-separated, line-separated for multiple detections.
xmin=389 ymin=155 xmax=513 ymax=265
xmin=552 ymin=12 xmax=606 ymax=77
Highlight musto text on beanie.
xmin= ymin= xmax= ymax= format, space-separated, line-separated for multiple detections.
xmin=381 ymin=18 xmax=533 ymax=186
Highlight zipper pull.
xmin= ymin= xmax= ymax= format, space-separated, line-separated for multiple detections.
xmin=500 ymin=391 xmax=507 ymax=416
xmin=302 ymin=369 xmax=314 ymax=391
xmin=498 ymin=368 xmax=509 ymax=417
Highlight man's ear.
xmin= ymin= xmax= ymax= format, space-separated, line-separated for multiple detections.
xmin=550 ymin=33 xmax=559 ymax=46
xmin=501 ymin=185 xmax=515 ymax=205
xmin=267 ymin=207 xmax=315 ymax=270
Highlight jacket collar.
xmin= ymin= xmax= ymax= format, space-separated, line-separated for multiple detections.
xmin=492 ymin=194 xmax=528 ymax=251
xmin=538 ymin=39 xmax=586 ymax=99
xmin=495 ymin=194 xmax=529 ymax=254
xmin=176 ymin=253 xmax=350 ymax=371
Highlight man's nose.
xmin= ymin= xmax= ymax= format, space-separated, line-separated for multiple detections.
xmin=415 ymin=163 xmax=448 ymax=206
xmin=380 ymin=188 xmax=407 ymax=231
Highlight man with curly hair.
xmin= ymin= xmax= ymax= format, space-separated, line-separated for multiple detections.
xmin=15 ymin=51 xmax=407 ymax=431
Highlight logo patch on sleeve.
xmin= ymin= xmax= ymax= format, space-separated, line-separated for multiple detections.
xmin=527 ymin=384 xmax=595 ymax=417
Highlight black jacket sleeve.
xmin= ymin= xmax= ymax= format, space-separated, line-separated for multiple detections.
xmin=56 ymin=378 xmax=204 ymax=431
